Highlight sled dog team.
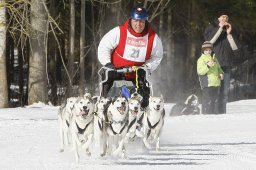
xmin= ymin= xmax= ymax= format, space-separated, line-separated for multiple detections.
xmin=58 ymin=92 xmax=165 ymax=162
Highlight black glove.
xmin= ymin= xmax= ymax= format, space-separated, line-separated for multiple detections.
xmin=103 ymin=63 xmax=117 ymax=80
xmin=105 ymin=63 xmax=115 ymax=70
xmin=137 ymin=68 xmax=146 ymax=82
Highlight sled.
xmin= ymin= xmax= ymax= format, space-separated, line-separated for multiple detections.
xmin=98 ymin=66 xmax=153 ymax=98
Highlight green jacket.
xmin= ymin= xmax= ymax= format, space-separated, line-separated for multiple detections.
xmin=197 ymin=53 xmax=224 ymax=88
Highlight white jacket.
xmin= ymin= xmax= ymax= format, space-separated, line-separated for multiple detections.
xmin=98 ymin=26 xmax=163 ymax=72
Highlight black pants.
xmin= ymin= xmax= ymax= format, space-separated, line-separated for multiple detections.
xmin=217 ymin=67 xmax=231 ymax=114
xmin=102 ymin=68 xmax=150 ymax=108
xmin=202 ymin=87 xmax=219 ymax=114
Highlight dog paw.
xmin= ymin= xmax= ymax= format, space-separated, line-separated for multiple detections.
xmin=100 ymin=153 xmax=106 ymax=157
xmin=112 ymin=150 xmax=119 ymax=157
xmin=135 ymin=130 xmax=143 ymax=138
xmin=121 ymin=152 xmax=127 ymax=159
xmin=85 ymin=148 xmax=91 ymax=157
xmin=86 ymin=151 xmax=91 ymax=157
xmin=143 ymin=140 xmax=152 ymax=149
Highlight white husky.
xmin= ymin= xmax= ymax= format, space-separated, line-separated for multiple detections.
xmin=93 ymin=96 xmax=111 ymax=157
xmin=70 ymin=95 xmax=94 ymax=162
xmin=142 ymin=95 xmax=165 ymax=151
xmin=58 ymin=97 xmax=77 ymax=152
xmin=126 ymin=98 xmax=143 ymax=140
xmin=106 ymin=96 xmax=129 ymax=158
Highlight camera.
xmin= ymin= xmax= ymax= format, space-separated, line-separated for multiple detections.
xmin=223 ymin=25 xmax=229 ymax=30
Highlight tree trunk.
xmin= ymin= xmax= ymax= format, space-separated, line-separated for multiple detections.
xmin=18 ymin=45 xmax=24 ymax=106
xmin=0 ymin=2 xmax=8 ymax=108
xmin=186 ymin=0 xmax=199 ymax=93
xmin=67 ymin=0 xmax=75 ymax=97
xmin=166 ymin=7 xmax=175 ymax=101
xmin=79 ymin=0 xmax=85 ymax=96
xmin=48 ymin=0 xmax=58 ymax=105
xmin=28 ymin=0 xmax=48 ymax=104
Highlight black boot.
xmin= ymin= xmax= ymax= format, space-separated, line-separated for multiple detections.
xmin=137 ymin=68 xmax=150 ymax=109
xmin=139 ymin=86 xmax=150 ymax=109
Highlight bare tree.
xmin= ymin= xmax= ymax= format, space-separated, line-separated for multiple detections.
xmin=28 ymin=0 xmax=48 ymax=104
xmin=185 ymin=0 xmax=200 ymax=93
xmin=79 ymin=0 xmax=85 ymax=96
xmin=166 ymin=6 xmax=175 ymax=101
xmin=0 ymin=1 xmax=8 ymax=108
xmin=67 ymin=0 xmax=75 ymax=97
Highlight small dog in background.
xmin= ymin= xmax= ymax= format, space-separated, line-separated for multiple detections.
xmin=170 ymin=94 xmax=200 ymax=116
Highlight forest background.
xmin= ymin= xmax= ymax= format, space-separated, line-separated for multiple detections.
xmin=0 ymin=0 xmax=255 ymax=108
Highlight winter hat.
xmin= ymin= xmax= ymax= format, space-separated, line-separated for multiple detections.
xmin=217 ymin=10 xmax=230 ymax=19
xmin=202 ymin=41 xmax=213 ymax=51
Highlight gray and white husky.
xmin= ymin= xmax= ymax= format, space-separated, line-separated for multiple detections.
xmin=142 ymin=95 xmax=165 ymax=151
xmin=93 ymin=96 xmax=111 ymax=157
xmin=126 ymin=98 xmax=143 ymax=140
xmin=106 ymin=96 xmax=129 ymax=158
xmin=69 ymin=95 xmax=94 ymax=162
xmin=58 ymin=97 xmax=77 ymax=152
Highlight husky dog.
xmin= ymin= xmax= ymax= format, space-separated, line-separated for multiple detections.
xmin=58 ymin=97 xmax=77 ymax=152
xmin=70 ymin=95 xmax=94 ymax=162
xmin=130 ymin=91 xmax=143 ymax=102
xmin=126 ymin=98 xmax=142 ymax=140
xmin=106 ymin=96 xmax=129 ymax=158
xmin=142 ymin=95 xmax=165 ymax=151
xmin=93 ymin=96 xmax=111 ymax=157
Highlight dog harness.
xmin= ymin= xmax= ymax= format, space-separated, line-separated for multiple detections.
xmin=66 ymin=120 xmax=70 ymax=127
xmin=109 ymin=115 xmax=129 ymax=135
xmin=75 ymin=122 xmax=90 ymax=134
xmin=75 ymin=115 xmax=94 ymax=134
xmin=98 ymin=119 xmax=103 ymax=131
xmin=127 ymin=117 xmax=137 ymax=132
xmin=146 ymin=109 xmax=165 ymax=138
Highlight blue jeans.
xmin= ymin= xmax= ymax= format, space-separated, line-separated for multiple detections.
xmin=217 ymin=68 xmax=231 ymax=114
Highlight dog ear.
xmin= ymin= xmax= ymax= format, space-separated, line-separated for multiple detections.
xmin=160 ymin=94 xmax=164 ymax=101
xmin=84 ymin=93 xmax=92 ymax=99
xmin=149 ymin=96 xmax=153 ymax=102
xmin=105 ymin=99 xmax=112 ymax=109
xmin=106 ymin=97 xmax=112 ymax=103
xmin=111 ymin=97 xmax=116 ymax=104
xmin=92 ymin=96 xmax=99 ymax=104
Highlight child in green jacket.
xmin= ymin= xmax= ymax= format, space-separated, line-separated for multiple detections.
xmin=197 ymin=41 xmax=224 ymax=114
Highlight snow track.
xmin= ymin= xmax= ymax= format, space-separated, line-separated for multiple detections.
xmin=0 ymin=101 xmax=256 ymax=170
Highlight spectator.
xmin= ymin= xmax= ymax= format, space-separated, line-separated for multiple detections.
xmin=204 ymin=13 xmax=239 ymax=114
xmin=197 ymin=41 xmax=224 ymax=114
xmin=97 ymin=6 xmax=163 ymax=108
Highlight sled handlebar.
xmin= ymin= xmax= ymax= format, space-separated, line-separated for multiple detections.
xmin=98 ymin=66 xmax=149 ymax=85
xmin=97 ymin=66 xmax=153 ymax=97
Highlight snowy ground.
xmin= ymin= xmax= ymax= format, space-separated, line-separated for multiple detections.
xmin=0 ymin=100 xmax=256 ymax=170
